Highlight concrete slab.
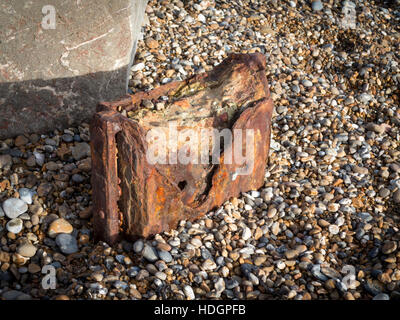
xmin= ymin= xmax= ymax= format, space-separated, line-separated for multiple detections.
xmin=0 ymin=0 xmax=148 ymax=138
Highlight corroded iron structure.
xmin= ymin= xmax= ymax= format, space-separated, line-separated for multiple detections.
xmin=90 ymin=53 xmax=274 ymax=244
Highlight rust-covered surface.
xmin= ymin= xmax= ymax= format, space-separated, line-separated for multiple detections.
xmin=90 ymin=53 xmax=274 ymax=244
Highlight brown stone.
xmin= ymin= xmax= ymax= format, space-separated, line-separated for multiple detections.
xmin=90 ymin=53 xmax=274 ymax=244
xmin=205 ymin=218 xmax=214 ymax=229
xmin=318 ymin=219 xmax=330 ymax=228
xmin=0 ymin=251 xmax=10 ymax=263
xmin=382 ymin=241 xmax=397 ymax=255
xmin=344 ymin=292 xmax=355 ymax=300
xmin=1 ymin=263 xmax=10 ymax=272
xmin=28 ymin=263 xmax=41 ymax=273
xmin=254 ymin=227 xmax=263 ymax=240
xmin=37 ymin=183 xmax=53 ymax=197
xmin=325 ymin=279 xmax=336 ymax=291
xmin=15 ymin=135 xmax=29 ymax=147
xmin=56 ymin=143 xmax=72 ymax=160
xmin=48 ymin=218 xmax=73 ymax=238
xmin=254 ymin=255 xmax=267 ymax=266
xmin=156 ymin=242 xmax=172 ymax=252
xmin=0 ymin=179 xmax=11 ymax=192
xmin=130 ymin=288 xmax=142 ymax=299
xmin=166 ymin=69 xmax=175 ymax=77
xmin=285 ymin=249 xmax=299 ymax=260
xmin=12 ymin=253 xmax=29 ymax=266
xmin=157 ymin=54 xmax=167 ymax=61
xmin=145 ymin=38 xmax=159 ymax=49
xmin=78 ymin=158 xmax=92 ymax=172
xmin=302 ymin=292 xmax=312 ymax=300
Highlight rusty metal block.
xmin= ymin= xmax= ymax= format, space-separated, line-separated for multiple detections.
xmin=90 ymin=53 xmax=274 ymax=244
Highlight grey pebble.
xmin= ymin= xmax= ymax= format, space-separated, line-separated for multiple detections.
xmin=393 ymin=189 xmax=400 ymax=204
xmin=72 ymin=174 xmax=85 ymax=183
xmin=135 ymin=269 xmax=150 ymax=281
xmin=312 ymin=0 xmax=323 ymax=12
xmin=358 ymin=212 xmax=373 ymax=222
xmin=55 ymin=233 xmax=79 ymax=254
xmin=158 ymin=250 xmax=173 ymax=263
xmin=302 ymin=79 xmax=313 ymax=87
xmin=311 ymin=264 xmax=328 ymax=281
xmin=142 ymin=244 xmax=159 ymax=262
xmin=226 ymin=279 xmax=240 ymax=289
xmin=0 ymin=154 xmax=12 ymax=169
xmin=18 ymin=188 xmax=35 ymax=204
xmin=61 ymin=134 xmax=74 ymax=143
xmin=155 ymin=271 xmax=167 ymax=280
xmin=2 ymin=198 xmax=28 ymax=219
xmin=127 ymin=267 xmax=140 ymax=278
xmin=133 ymin=239 xmax=144 ymax=253
xmin=379 ymin=188 xmax=391 ymax=198
xmin=71 ymin=142 xmax=91 ymax=160
xmin=2 ymin=290 xmax=31 ymax=300
xmin=201 ymin=248 xmax=213 ymax=260
xmin=373 ymin=293 xmax=390 ymax=300
xmin=115 ymin=255 xmax=125 ymax=264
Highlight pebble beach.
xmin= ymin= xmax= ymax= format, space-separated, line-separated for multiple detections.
xmin=0 ymin=0 xmax=399 ymax=300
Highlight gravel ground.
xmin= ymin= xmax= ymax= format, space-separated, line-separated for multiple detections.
xmin=0 ymin=0 xmax=400 ymax=300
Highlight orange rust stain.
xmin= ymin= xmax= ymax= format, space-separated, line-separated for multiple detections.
xmin=155 ymin=187 xmax=166 ymax=215
xmin=173 ymin=100 xmax=191 ymax=109
xmin=215 ymin=168 xmax=228 ymax=184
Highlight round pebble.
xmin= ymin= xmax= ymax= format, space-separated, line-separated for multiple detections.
xmin=6 ymin=218 xmax=23 ymax=234
xmin=142 ymin=244 xmax=159 ymax=262
xmin=17 ymin=243 xmax=37 ymax=258
xmin=55 ymin=234 xmax=79 ymax=254
xmin=2 ymin=198 xmax=28 ymax=219
xmin=183 ymin=285 xmax=195 ymax=300
xmin=133 ymin=240 xmax=144 ymax=253
xmin=48 ymin=218 xmax=73 ymax=238
xmin=311 ymin=0 xmax=323 ymax=12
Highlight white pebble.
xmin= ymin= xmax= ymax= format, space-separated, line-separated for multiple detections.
xmin=183 ymin=285 xmax=195 ymax=300
xmin=6 ymin=218 xmax=23 ymax=234
xmin=131 ymin=62 xmax=145 ymax=72
xmin=2 ymin=198 xmax=28 ymax=219
xmin=197 ymin=14 xmax=206 ymax=23
xmin=329 ymin=225 xmax=340 ymax=235
xmin=242 ymin=227 xmax=252 ymax=241
xmin=250 ymin=190 xmax=260 ymax=198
